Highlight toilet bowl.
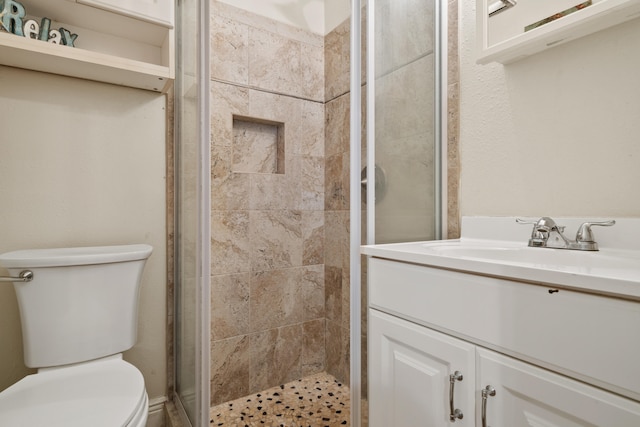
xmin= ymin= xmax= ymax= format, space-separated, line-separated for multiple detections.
xmin=0 ymin=355 xmax=148 ymax=427
xmin=0 ymin=244 xmax=153 ymax=427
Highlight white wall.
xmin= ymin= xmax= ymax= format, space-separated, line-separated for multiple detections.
xmin=217 ymin=0 xmax=351 ymax=34
xmin=0 ymin=67 xmax=167 ymax=401
xmin=459 ymin=0 xmax=640 ymax=218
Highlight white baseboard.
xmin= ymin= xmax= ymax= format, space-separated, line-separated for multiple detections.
xmin=147 ymin=396 xmax=168 ymax=427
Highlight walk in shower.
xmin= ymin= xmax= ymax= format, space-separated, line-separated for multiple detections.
xmin=173 ymin=1 xmax=447 ymax=425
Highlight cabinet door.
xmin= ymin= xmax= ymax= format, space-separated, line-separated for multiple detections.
xmin=77 ymin=0 xmax=174 ymax=27
xmin=477 ymin=348 xmax=640 ymax=427
xmin=369 ymin=309 xmax=475 ymax=427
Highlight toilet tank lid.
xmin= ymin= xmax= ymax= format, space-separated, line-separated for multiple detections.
xmin=0 ymin=244 xmax=153 ymax=268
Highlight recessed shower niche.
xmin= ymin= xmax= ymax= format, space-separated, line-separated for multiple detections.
xmin=232 ymin=116 xmax=285 ymax=174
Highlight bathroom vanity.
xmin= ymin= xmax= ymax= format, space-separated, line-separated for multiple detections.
xmin=362 ymin=217 xmax=640 ymax=426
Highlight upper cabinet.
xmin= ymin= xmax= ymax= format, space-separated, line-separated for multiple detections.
xmin=75 ymin=0 xmax=174 ymax=28
xmin=0 ymin=0 xmax=174 ymax=92
xmin=477 ymin=0 xmax=640 ymax=64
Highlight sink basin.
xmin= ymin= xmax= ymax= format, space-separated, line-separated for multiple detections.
xmin=419 ymin=240 xmax=640 ymax=274
xmin=361 ymin=217 xmax=640 ymax=299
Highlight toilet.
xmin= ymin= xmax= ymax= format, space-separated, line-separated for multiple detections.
xmin=0 ymin=244 xmax=153 ymax=427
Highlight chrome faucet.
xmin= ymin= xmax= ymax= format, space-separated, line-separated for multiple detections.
xmin=516 ymin=217 xmax=615 ymax=251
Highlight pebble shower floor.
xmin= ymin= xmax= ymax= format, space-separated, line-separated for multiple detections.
xmin=209 ymin=372 xmax=350 ymax=426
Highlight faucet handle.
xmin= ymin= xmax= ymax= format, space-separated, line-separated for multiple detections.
xmin=576 ymin=220 xmax=616 ymax=243
xmin=515 ymin=218 xmax=536 ymax=225
xmin=516 ymin=217 xmax=550 ymax=246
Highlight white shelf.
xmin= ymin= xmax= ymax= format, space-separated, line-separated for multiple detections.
xmin=0 ymin=0 xmax=174 ymax=92
xmin=477 ymin=0 xmax=640 ymax=64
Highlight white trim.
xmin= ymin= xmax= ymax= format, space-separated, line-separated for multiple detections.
xmin=366 ymin=1 xmax=375 ymax=246
xmin=146 ymin=396 xmax=167 ymax=427
xmin=349 ymin=0 xmax=362 ymax=426
xmin=196 ymin=0 xmax=212 ymax=425
xmin=436 ymin=0 xmax=448 ymax=240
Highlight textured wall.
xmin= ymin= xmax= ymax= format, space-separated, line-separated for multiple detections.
xmin=459 ymin=0 xmax=640 ymax=217
xmin=209 ymin=1 xmax=326 ymax=406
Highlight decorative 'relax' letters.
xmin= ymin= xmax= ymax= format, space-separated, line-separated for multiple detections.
xmin=0 ymin=0 xmax=78 ymax=46
xmin=0 ymin=0 xmax=26 ymax=36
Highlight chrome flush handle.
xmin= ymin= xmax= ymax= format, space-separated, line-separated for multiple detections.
xmin=0 ymin=270 xmax=34 ymax=282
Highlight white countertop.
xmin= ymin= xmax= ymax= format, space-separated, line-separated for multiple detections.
xmin=361 ymin=217 xmax=640 ymax=300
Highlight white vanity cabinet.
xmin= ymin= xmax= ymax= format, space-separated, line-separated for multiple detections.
xmin=367 ymin=256 xmax=640 ymax=426
xmin=478 ymin=348 xmax=640 ymax=426
xmin=369 ymin=309 xmax=476 ymax=426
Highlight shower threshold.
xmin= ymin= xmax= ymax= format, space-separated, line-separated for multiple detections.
xmin=209 ymin=372 xmax=350 ymax=426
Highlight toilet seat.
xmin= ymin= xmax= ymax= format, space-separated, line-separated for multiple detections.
xmin=0 ymin=354 xmax=147 ymax=427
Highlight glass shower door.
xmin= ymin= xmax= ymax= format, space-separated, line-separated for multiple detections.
xmin=369 ymin=0 xmax=441 ymax=245
xmin=357 ymin=0 xmax=444 ymax=425
xmin=175 ymin=0 xmax=210 ymax=425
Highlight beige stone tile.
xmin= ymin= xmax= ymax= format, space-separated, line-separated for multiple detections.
xmin=301 ymin=264 xmax=325 ymax=320
xmin=232 ymin=119 xmax=280 ymax=174
xmin=249 ymin=155 xmax=302 ymax=210
xmin=214 ymin=0 xmax=323 ymax=47
xmin=324 ymin=18 xmax=350 ymax=102
xmin=249 ymin=325 xmax=302 ymax=393
xmin=210 ymin=335 xmax=250 ymax=406
xmin=249 ymin=267 xmax=303 ymax=332
xmin=324 ymin=211 xmax=348 ymax=269
xmin=302 ymin=210 xmax=324 ymax=266
xmin=249 ymin=210 xmax=303 ymax=271
xmin=272 ymin=324 xmax=303 ymax=385
xmin=341 ymin=325 xmax=351 ymax=386
xmin=324 ymin=265 xmax=342 ymax=323
xmin=325 ymin=320 xmax=349 ymax=384
xmin=210 ymin=81 xmax=249 ymax=147
xmin=211 ymin=273 xmax=251 ymax=341
xmin=249 ymin=27 xmax=301 ymax=97
xmin=248 ymin=89 xmax=302 ymax=156
xmin=324 ymin=92 xmax=350 ymax=158
xmin=341 ymin=272 xmax=351 ymax=329
xmin=301 ymin=42 xmax=325 ymax=103
xmin=211 ymin=144 xmax=250 ymax=211
xmin=324 ymin=152 xmax=346 ymax=212
xmin=210 ymin=13 xmax=249 ymax=85
xmin=248 ymin=328 xmax=277 ymax=393
xmin=301 ymin=319 xmax=326 ymax=376
xmin=301 ymin=155 xmax=324 ymax=211
xmin=300 ymin=100 xmax=324 ymax=156
xmin=211 ymin=210 xmax=251 ymax=275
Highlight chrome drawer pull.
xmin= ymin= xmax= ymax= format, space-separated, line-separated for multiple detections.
xmin=482 ymin=385 xmax=497 ymax=427
xmin=449 ymin=371 xmax=464 ymax=421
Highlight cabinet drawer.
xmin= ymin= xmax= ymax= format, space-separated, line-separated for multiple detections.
xmin=368 ymin=257 xmax=640 ymax=400
xmin=478 ymin=348 xmax=640 ymax=426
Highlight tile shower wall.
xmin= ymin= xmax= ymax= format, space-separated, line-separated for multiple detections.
xmin=324 ymin=16 xmax=353 ymax=386
xmin=209 ymin=2 xmax=325 ymax=406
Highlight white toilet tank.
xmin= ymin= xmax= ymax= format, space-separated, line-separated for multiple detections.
xmin=0 ymin=244 xmax=153 ymax=368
